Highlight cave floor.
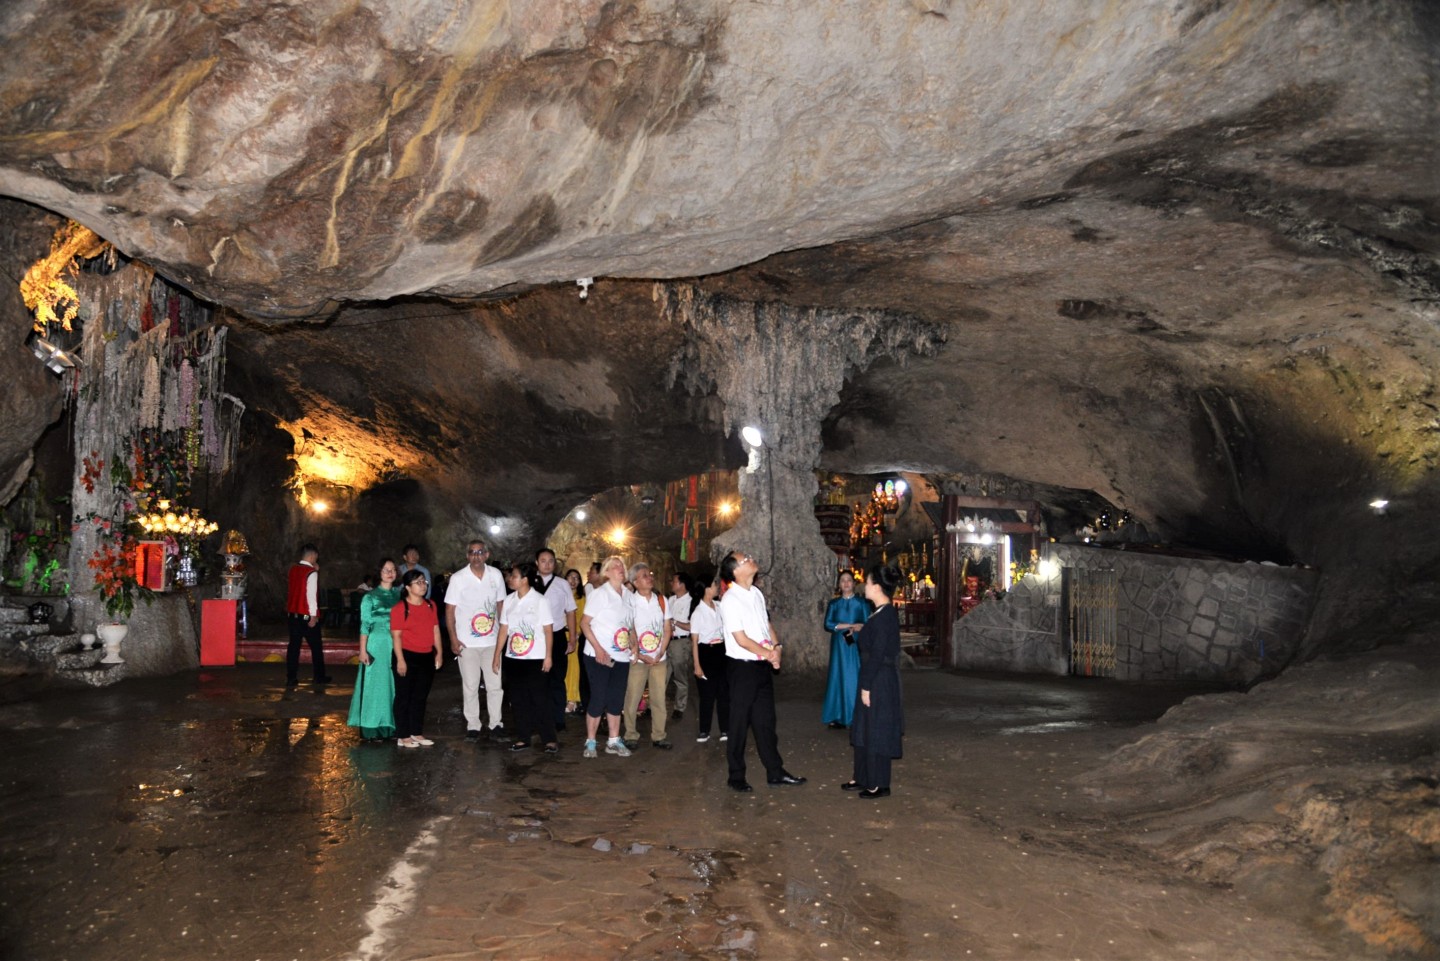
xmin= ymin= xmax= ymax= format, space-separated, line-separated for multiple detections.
xmin=0 ymin=660 xmax=1382 ymax=961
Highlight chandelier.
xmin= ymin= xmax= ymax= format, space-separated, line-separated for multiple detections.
xmin=871 ymin=478 xmax=908 ymax=513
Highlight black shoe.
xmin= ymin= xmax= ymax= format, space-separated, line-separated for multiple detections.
xmin=313 ymin=675 xmax=332 ymax=685
xmin=285 ymin=678 xmax=299 ymax=688
xmin=767 ymin=772 xmax=807 ymax=787
xmin=465 ymin=729 xmax=481 ymax=740
xmin=624 ymin=738 xmax=639 ymax=750
xmin=827 ymin=720 xmax=846 ymax=730
xmin=489 ymin=726 xmax=509 ymax=742
xmin=543 ymin=743 xmax=559 ymax=755
xmin=840 ymin=780 xmax=861 ymax=791
xmin=654 ymin=739 xmax=673 ymax=750
xmin=672 ymin=709 xmax=684 ymax=720
xmin=858 ymin=786 xmax=890 ymax=799
xmin=509 ymin=741 xmax=530 ymax=752
xmin=728 ymin=779 xmax=754 ymax=793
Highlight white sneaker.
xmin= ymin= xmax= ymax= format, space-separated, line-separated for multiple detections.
xmin=606 ymin=738 xmax=632 ymax=757
xmin=583 ymin=740 xmax=598 ymax=758
xmin=412 ymin=736 xmax=435 ymax=746
xmin=696 ymin=733 xmax=710 ymax=743
xmin=719 ymin=733 xmax=729 ymax=742
xmin=397 ymin=737 xmax=419 ymax=749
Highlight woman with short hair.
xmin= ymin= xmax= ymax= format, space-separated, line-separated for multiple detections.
xmin=579 ymin=555 xmax=634 ymax=759
xmin=688 ymin=572 xmax=729 ymax=743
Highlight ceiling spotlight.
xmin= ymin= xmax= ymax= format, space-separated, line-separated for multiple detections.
xmin=740 ymin=425 xmax=763 ymax=448
xmin=717 ymin=500 xmax=735 ymax=517
xmin=576 ymin=277 xmax=594 ymax=299
xmin=311 ymin=500 xmax=329 ymax=513
xmin=1369 ymin=498 xmax=1389 ymax=516
xmin=609 ymin=526 xmax=627 ymax=545
xmin=575 ymin=509 xmax=587 ymax=521
xmin=28 ymin=333 xmax=79 ymax=376
xmin=489 ymin=523 xmax=502 ymax=535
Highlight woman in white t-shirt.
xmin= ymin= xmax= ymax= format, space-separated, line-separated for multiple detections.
xmin=493 ymin=561 xmax=556 ymax=753
xmin=579 ymin=555 xmax=634 ymax=759
xmin=688 ymin=573 xmax=730 ymax=743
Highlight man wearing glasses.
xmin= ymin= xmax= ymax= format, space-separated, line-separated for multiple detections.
xmin=445 ymin=539 xmax=508 ymax=741
xmin=718 ymin=550 xmax=806 ymax=791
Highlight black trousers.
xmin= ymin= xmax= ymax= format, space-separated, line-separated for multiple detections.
xmin=726 ymin=658 xmax=783 ymax=782
xmin=548 ymin=628 xmax=570 ymax=727
xmin=505 ymin=656 xmax=556 ymax=745
xmin=853 ymin=749 xmax=893 ymax=790
xmin=696 ymin=643 xmax=730 ymax=737
xmin=286 ymin=614 xmax=325 ymax=683
xmin=393 ymin=649 xmax=435 ymax=739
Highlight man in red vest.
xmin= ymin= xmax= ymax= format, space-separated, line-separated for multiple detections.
xmin=285 ymin=543 xmax=329 ymax=686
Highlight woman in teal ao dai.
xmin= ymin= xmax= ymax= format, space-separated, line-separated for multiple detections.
xmin=822 ymin=570 xmax=871 ymax=728
xmin=348 ymin=558 xmax=402 ymax=739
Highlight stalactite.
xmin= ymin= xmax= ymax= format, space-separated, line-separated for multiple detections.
xmin=658 ymin=283 xmax=943 ymax=670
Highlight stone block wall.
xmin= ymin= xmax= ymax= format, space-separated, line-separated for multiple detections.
xmin=951 ymin=545 xmax=1319 ymax=684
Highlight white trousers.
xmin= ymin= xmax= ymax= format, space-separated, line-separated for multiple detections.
xmin=457 ymin=645 xmax=503 ymax=730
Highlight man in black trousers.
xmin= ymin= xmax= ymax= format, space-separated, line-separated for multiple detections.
xmin=284 ymin=543 xmax=329 ymax=686
xmin=717 ymin=550 xmax=805 ymax=792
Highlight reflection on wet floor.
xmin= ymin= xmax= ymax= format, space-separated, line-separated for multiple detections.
xmin=0 ymin=665 xmax=1340 ymax=961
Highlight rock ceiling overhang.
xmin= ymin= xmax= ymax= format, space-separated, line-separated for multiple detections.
xmin=1 ymin=1 xmax=1438 ymax=617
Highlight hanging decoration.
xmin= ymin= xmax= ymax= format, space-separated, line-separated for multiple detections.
xmin=20 ymin=221 xmax=109 ymax=333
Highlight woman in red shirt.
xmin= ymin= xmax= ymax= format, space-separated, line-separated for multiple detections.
xmin=390 ymin=569 xmax=444 ymax=748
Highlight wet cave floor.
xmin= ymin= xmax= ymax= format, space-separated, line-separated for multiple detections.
xmin=0 ymin=660 xmax=1383 ymax=961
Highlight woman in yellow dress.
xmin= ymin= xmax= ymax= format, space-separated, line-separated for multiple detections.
xmin=564 ymin=568 xmax=584 ymax=712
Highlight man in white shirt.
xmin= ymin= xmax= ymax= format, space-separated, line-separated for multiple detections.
xmin=666 ymin=572 xmax=694 ymax=720
xmin=622 ymin=562 xmax=673 ymax=749
xmin=445 ymin=539 xmax=508 ymax=740
xmin=584 ymin=561 xmax=602 ymax=597
xmin=535 ymin=547 xmax=578 ymax=731
xmin=719 ymin=550 xmax=805 ymax=792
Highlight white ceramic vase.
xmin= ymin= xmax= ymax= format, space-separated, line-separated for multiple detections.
xmin=97 ymin=623 xmax=128 ymax=664
xmin=80 ymin=632 xmax=97 ymax=651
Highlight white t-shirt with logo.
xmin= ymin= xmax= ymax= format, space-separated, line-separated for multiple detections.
xmin=719 ymin=582 xmax=772 ymax=661
xmin=444 ymin=564 xmax=506 ymax=649
xmin=689 ymin=601 xmax=724 ymax=645
xmin=584 ymin=582 xmax=633 ymax=663
xmin=629 ymin=591 xmax=669 ymax=662
xmin=499 ymin=588 xmax=553 ymax=661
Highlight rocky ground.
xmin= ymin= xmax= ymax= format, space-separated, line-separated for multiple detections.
xmin=0 ymin=648 xmax=1433 ymax=960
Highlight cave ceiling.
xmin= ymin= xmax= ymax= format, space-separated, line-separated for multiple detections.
xmin=1 ymin=0 xmax=1438 ymax=581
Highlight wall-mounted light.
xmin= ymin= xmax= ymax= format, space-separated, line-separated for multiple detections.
xmin=576 ymin=277 xmax=594 ymax=299
xmin=1037 ymin=557 xmax=1060 ymax=580
xmin=717 ymin=500 xmax=735 ymax=517
xmin=575 ymin=509 xmax=587 ymax=521
xmin=608 ymin=526 xmax=628 ymax=546
xmin=489 ymin=523 xmax=502 ymax=535
xmin=740 ymin=425 xmax=764 ymax=474
xmin=1369 ymin=498 xmax=1389 ymax=516
xmin=311 ymin=500 xmax=329 ymax=514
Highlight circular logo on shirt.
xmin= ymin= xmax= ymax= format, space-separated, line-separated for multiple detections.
xmin=509 ymin=629 xmax=535 ymax=657
xmin=638 ymin=630 xmax=661 ymax=654
xmin=470 ymin=611 xmax=495 ymax=638
xmin=612 ymin=627 xmax=632 ymax=652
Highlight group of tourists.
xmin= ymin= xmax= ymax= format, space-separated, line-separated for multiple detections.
xmin=291 ymin=539 xmax=905 ymax=797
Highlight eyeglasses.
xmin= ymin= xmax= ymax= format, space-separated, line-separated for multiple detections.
xmin=468 ymin=549 xmax=488 ymax=556
xmin=741 ymin=554 xmax=755 ymax=565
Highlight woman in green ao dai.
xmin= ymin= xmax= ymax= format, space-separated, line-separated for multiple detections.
xmin=348 ymin=558 xmax=402 ymax=739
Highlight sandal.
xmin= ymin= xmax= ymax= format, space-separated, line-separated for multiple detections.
xmin=509 ymin=741 xmax=530 ymax=752
xmin=397 ymin=737 xmax=419 ymax=749
xmin=543 ymin=742 xmax=559 ymax=755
